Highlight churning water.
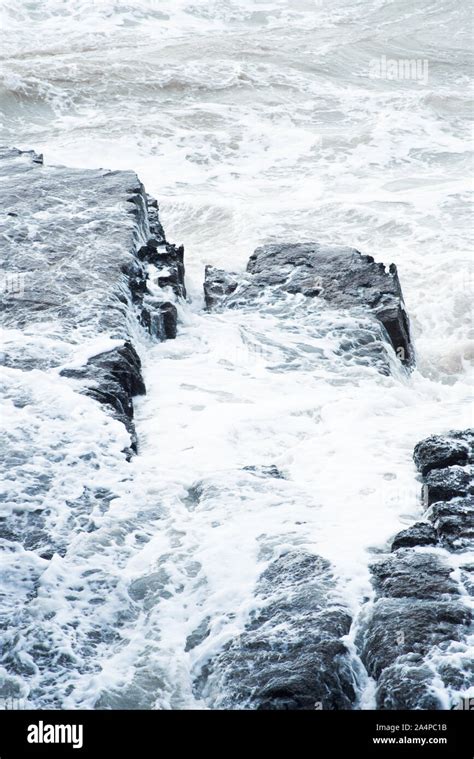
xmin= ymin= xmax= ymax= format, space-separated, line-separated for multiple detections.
xmin=0 ymin=0 xmax=472 ymax=708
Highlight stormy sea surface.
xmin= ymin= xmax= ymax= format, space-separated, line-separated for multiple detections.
xmin=0 ymin=1 xmax=472 ymax=709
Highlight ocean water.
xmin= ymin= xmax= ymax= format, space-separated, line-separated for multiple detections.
xmin=0 ymin=0 xmax=472 ymax=708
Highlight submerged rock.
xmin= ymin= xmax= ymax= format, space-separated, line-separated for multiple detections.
xmin=198 ymin=551 xmax=357 ymax=710
xmin=204 ymin=243 xmax=414 ymax=371
xmin=242 ymin=464 xmax=285 ymax=479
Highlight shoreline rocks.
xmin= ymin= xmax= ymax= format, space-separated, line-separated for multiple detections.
xmin=360 ymin=429 xmax=473 ymax=709
xmin=198 ymin=551 xmax=358 ymax=710
xmin=199 ymin=242 xmax=420 ymax=709
xmin=0 ymin=147 xmax=187 ymax=705
xmin=204 ymin=242 xmax=414 ymax=371
xmin=0 ymin=147 xmax=185 ymax=452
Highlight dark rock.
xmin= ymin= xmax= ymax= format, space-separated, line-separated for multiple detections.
xmin=138 ymin=240 xmax=186 ymax=299
xmin=423 ymin=466 xmax=471 ymax=506
xmin=204 ymin=243 xmax=414 ymax=369
xmin=459 ymin=563 xmax=474 ymax=596
xmin=198 ymin=551 xmax=357 ymax=710
xmin=391 ymin=522 xmax=438 ymax=551
xmin=203 ymin=266 xmax=239 ymax=309
xmin=360 ymin=429 xmax=474 ymax=710
xmin=61 ymin=340 xmax=145 ymax=437
xmin=370 ymin=550 xmax=460 ymax=600
xmin=242 ymin=465 xmax=285 ymax=479
xmin=375 ymin=656 xmax=446 ymax=710
xmin=427 ymin=496 xmax=474 ymax=551
xmin=145 ymin=194 xmax=166 ymax=243
xmin=361 ymin=598 xmax=471 ymax=680
xmin=414 ymin=434 xmax=471 ymax=476
xmin=249 ymin=245 xmax=413 ymax=366
xmin=141 ymin=301 xmax=178 ymax=340
xmin=185 ymin=617 xmax=211 ymax=653
xmin=159 ymin=302 xmax=178 ymax=339
xmin=1 ymin=147 xmax=185 ymax=453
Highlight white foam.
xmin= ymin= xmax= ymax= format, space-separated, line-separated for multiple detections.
xmin=0 ymin=0 xmax=472 ymax=709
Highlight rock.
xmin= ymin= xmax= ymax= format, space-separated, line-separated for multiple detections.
xmin=204 ymin=243 xmax=414 ymax=369
xmin=360 ymin=429 xmax=474 ymax=709
xmin=0 ymin=147 xmax=185 ymax=452
xmin=460 ymin=563 xmax=474 ymax=596
xmin=61 ymin=341 xmax=145 ymax=452
xmin=423 ymin=466 xmax=472 ymax=506
xmin=414 ymin=434 xmax=471 ymax=476
xmin=370 ymin=550 xmax=460 ymax=600
xmin=141 ymin=301 xmax=178 ymax=340
xmin=375 ymin=656 xmax=449 ymax=710
xmin=427 ymin=497 xmax=474 ymax=551
xmin=391 ymin=522 xmax=438 ymax=551
xmin=138 ymin=239 xmax=186 ymax=299
xmin=242 ymin=465 xmax=285 ymax=479
xmin=145 ymin=194 xmax=167 ymax=243
xmin=198 ymin=551 xmax=357 ymax=710
xmin=361 ymin=598 xmax=470 ymax=681
xmin=203 ymin=266 xmax=239 ymax=309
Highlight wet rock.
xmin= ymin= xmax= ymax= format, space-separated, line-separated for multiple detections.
xmin=138 ymin=239 xmax=186 ymax=298
xmin=185 ymin=618 xmax=211 ymax=653
xmin=370 ymin=550 xmax=460 ymax=600
xmin=203 ymin=266 xmax=239 ymax=309
xmin=391 ymin=522 xmax=438 ymax=551
xmin=145 ymin=194 xmax=166 ymax=243
xmin=427 ymin=497 xmax=474 ymax=551
xmin=0 ymin=147 xmax=185 ymax=452
xmin=423 ymin=466 xmax=471 ymax=506
xmin=141 ymin=301 xmax=178 ymax=340
xmin=242 ymin=465 xmax=285 ymax=479
xmin=204 ymin=242 xmax=414 ymax=369
xmin=375 ymin=656 xmax=447 ymax=710
xmin=61 ymin=341 xmax=145 ymax=451
xmin=414 ymin=433 xmax=471 ymax=476
xmin=415 ymin=430 xmax=474 ymax=548
xmin=361 ymin=429 xmax=474 ymax=709
xmin=361 ymin=598 xmax=470 ymax=681
xmin=199 ymin=551 xmax=357 ymax=710
xmin=459 ymin=563 xmax=474 ymax=596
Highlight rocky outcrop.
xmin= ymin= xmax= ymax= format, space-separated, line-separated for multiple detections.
xmin=61 ymin=341 xmax=145 ymax=453
xmin=204 ymin=243 xmax=414 ymax=371
xmin=0 ymin=148 xmax=187 ymax=705
xmin=406 ymin=430 xmax=473 ymax=551
xmin=0 ymin=147 xmax=185 ymax=451
xmin=414 ymin=433 xmax=470 ymax=476
xmin=199 ymin=242 xmax=418 ymax=709
xmin=390 ymin=522 xmax=437 ymax=551
xmin=360 ymin=429 xmax=473 ymax=709
xmin=197 ymin=551 xmax=358 ymax=710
